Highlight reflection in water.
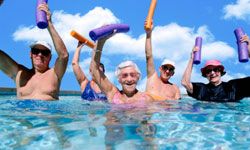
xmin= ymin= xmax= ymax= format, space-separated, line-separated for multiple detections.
xmin=1 ymin=98 xmax=250 ymax=149
xmin=104 ymin=105 xmax=158 ymax=150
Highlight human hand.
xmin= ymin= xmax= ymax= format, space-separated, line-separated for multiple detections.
xmin=191 ymin=46 xmax=199 ymax=58
xmin=144 ymin=20 xmax=153 ymax=34
xmin=240 ymin=34 xmax=250 ymax=44
xmin=77 ymin=41 xmax=86 ymax=49
xmin=38 ymin=3 xmax=51 ymax=22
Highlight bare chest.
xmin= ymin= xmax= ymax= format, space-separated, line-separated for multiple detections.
xmin=148 ymin=81 xmax=177 ymax=98
xmin=16 ymin=70 xmax=59 ymax=99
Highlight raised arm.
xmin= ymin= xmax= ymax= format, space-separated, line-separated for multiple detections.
xmin=144 ymin=21 xmax=156 ymax=78
xmin=0 ymin=50 xmax=20 ymax=80
xmin=90 ymin=36 xmax=118 ymax=101
xmin=181 ymin=47 xmax=197 ymax=94
xmin=39 ymin=3 xmax=69 ymax=80
xmin=72 ymin=42 xmax=89 ymax=92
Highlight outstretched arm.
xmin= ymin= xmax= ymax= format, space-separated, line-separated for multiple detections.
xmin=144 ymin=20 xmax=156 ymax=78
xmin=181 ymin=47 xmax=197 ymax=94
xmin=0 ymin=50 xmax=20 ymax=80
xmin=72 ymin=42 xmax=89 ymax=92
xmin=39 ymin=3 xmax=69 ymax=80
xmin=90 ymin=36 xmax=118 ymax=101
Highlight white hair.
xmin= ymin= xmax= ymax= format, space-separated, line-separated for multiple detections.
xmin=115 ymin=60 xmax=141 ymax=78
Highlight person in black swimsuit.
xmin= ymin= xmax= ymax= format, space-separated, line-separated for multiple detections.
xmin=181 ymin=35 xmax=250 ymax=102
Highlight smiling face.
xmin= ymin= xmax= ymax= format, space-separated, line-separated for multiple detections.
xmin=159 ymin=64 xmax=175 ymax=83
xmin=30 ymin=44 xmax=51 ymax=72
xmin=204 ymin=66 xmax=223 ymax=85
xmin=118 ymin=66 xmax=140 ymax=95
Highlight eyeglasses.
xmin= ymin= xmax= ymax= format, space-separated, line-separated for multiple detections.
xmin=205 ymin=67 xmax=222 ymax=75
xmin=31 ymin=48 xmax=51 ymax=57
xmin=120 ymin=72 xmax=138 ymax=78
xmin=161 ymin=65 xmax=175 ymax=73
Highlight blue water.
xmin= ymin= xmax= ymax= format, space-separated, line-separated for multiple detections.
xmin=0 ymin=95 xmax=250 ymax=150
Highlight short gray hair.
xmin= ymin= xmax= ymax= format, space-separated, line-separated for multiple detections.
xmin=115 ymin=60 xmax=141 ymax=78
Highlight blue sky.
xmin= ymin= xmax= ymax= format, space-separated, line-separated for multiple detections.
xmin=1 ymin=0 xmax=250 ymax=93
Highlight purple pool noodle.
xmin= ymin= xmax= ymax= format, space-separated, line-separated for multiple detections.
xmin=36 ymin=0 xmax=48 ymax=29
xmin=193 ymin=37 xmax=202 ymax=64
xmin=234 ymin=27 xmax=249 ymax=62
xmin=89 ymin=24 xmax=130 ymax=41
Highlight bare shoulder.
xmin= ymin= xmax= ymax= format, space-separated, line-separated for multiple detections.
xmin=171 ymin=84 xmax=180 ymax=91
xmin=142 ymin=92 xmax=154 ymax=102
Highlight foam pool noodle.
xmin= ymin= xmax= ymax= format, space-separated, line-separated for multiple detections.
xmin=36 ymin=0 xmax=48 ymax=29
xmin=89 ymin=24 xmax=130 ymax=41
xmin=71 ymin=30 xmax=95 ymax=48
xmin=193 ymin=37 xmax=202 ymax=64
xmin=145 ymin=0 xmax=157 ymax=30
xmin=234 ymin=27 xmax=249 ymax=62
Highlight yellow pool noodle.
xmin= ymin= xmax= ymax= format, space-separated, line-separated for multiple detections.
xmin=145 ymin=0 xmax=157 ymax=30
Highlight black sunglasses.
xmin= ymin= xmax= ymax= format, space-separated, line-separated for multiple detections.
xmin=161 ymin=65 xmax=175 ymax=73
xmin=205 ymin=67 xmax=222 ymax=74
xmin=31 ymin=48 xmax=51 ymax=57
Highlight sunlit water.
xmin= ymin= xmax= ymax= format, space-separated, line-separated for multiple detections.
xmin=0 ymin=95 xmax=250 ymax=150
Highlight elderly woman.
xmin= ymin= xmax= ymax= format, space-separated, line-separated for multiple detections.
xmin=90 ymin=36 xmax=153 ymax=105
xmin=181 ymin=35 xmax=250 ymax=102
xmin=72 ymin=42 xmax=107 ymax=101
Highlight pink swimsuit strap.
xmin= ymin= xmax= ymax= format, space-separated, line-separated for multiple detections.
xmin=111 ymin=91 xmax=123 ymax=104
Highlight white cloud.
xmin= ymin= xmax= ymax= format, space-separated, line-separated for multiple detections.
xmin=13 ymin=7 xmax=120 ymax=52
xmin=223 ymin=0 xmax=250 ymax=20
xmin=13 ymin=6 xmax=240 ymax=94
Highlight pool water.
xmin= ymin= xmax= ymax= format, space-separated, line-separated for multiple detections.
xmin=0 ymin=95 xmax=250 ymax=150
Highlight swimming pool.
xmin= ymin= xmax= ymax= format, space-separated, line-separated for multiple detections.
xmin=1 ymin=95 xmax=250 ymax=150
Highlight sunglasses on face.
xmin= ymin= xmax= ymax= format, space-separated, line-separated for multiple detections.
xmin=120 ymin=72 xmax=138 ymax=79
xmin=161 ymin=65 xmax=175 ymax=73
xmin=31 ymin=48 xmax=51 ymax=57
xmin=205 ymin=67 xmax=222 ymax=75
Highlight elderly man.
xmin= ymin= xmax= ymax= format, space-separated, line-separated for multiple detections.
xmin=0 ymin=3 xmax=68 ymax=100
xmin=144 ymin=21 xmax=181 ymax=101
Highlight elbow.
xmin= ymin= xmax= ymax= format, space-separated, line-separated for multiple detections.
xmin=63 ymin=51 xmax=69 ymax=60
xmin=59 ymin=51 xmax=69 ymax=62
xmin=72 ymin=60 xmax=78 ymax=66
xmin=59 ymin=48 xmax=69 ymax=59
xmin=181 ymin=79 xmax=187 ymax=88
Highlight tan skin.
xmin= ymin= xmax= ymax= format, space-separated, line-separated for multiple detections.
xmin=0 ymin=3 xmax=68 ymax=100
xmin=72 ymin=41 xmax=104 ymax=94
xmin=181 ymin=35 xmax=250 ymax=94
xmin=144 ymin=20 xmax=181 ymax=101
xmin=90 ymin=33 xmax=153 ymax=104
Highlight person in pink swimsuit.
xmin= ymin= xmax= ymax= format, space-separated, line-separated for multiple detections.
xmin=90 ymin=34 xmax=153 ymax=105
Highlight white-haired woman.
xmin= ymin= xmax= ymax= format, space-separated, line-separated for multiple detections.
xmin=90 ymin=36 xmax=153 ymax=105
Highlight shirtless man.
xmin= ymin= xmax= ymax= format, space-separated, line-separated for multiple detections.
xmin=0 ymin=3 xmax=68 ymax=100
xmin=144 ymin=21 xmax=180 ymax=101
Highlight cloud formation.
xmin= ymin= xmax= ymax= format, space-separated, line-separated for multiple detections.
xmin=223 ymin=0 xmax=250 ymax=20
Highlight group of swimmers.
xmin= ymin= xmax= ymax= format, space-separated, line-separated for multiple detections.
xmin=0 ymin=3 xmax=250 ymax=103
